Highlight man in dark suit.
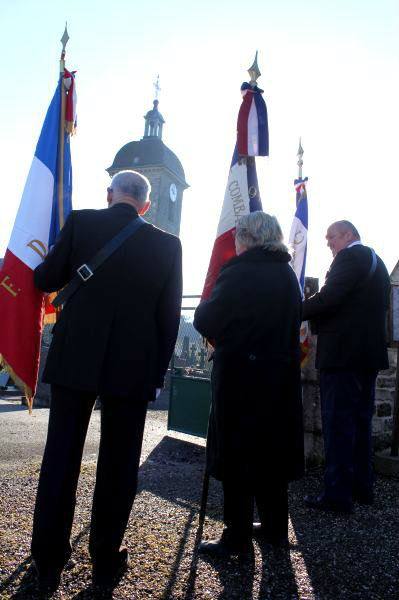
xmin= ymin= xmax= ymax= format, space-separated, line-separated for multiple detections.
xmin=303 ymin=220 xmax=390 ymax=514
xmin=31 ymin=170 xmax=182 ymax=593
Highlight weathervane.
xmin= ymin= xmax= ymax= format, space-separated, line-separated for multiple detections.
xmin=297 ymin=137 xmax=304 ymax=179
xmin=60 ymin=23 xmax=69 ymax=73
xmin=248 ymin=51 xmax=261 ymax=87
xmin=153 ymin=75 xmax=161 ymax=101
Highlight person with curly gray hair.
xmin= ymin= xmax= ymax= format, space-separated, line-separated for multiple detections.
xmin=194 ymin=211 xmax=304 ymax=558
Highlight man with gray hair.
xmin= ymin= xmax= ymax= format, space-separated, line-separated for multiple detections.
xmin=30 ymin=169 xmax=182 ymax=593
xmin=303 ymin=220 xmax=390 ymax=514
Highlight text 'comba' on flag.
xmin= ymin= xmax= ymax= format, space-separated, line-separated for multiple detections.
xmin=0 ymin=68 xmax=76 ymax=411
xmin=202 ymin=81 xmax=268 ymax=300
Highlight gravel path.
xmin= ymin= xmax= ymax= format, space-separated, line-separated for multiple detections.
xmin=0 ymin=397 xmax=398 ymax=599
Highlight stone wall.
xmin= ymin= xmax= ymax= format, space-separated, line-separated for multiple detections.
xmin=302 ymin=337 xmax=397 ymax=463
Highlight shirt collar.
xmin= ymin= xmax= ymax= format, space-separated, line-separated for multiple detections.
xmin=347 ymin=240 xmax=362 ymax=248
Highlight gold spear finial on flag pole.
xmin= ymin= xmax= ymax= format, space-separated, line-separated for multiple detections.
xmin=60 ymin=22 xmax=69 ymax=73
xmin=297 ymin=137 xmax=304 ymax=179
xmin=248 ymin=51 xmax=261 ymax=87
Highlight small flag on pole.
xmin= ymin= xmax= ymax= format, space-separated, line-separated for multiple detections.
xmin=289 ymin=165 xmax=309 ymax=365
xmin=0 ymin=43 xmax=76 ymax=411
xmin=202 ymin=55 xmax=268 ymax=300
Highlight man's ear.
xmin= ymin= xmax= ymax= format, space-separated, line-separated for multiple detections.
xmin=139 ymin=200 xmax=151 ymax=215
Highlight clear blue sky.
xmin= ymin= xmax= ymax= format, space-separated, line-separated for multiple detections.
xmin=0 ymin=0 xmax=398 ymax=293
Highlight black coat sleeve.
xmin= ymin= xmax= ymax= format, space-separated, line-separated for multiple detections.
xmin=34 ymin=212 xmax=75 ymax=293
xmin=302 ymin=248 xmax=366 ymax=320
xmin=155 ymin=239 xmax=183 ymax=387
xmin=193 ymin=266 xmax=237 ymax=339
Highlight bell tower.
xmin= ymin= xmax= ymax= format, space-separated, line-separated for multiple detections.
xmin=107 ymin=80 xmax=188 ymax=236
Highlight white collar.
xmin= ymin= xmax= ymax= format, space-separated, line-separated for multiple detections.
xmin=346 ymin=240 xmax=362 ymax=248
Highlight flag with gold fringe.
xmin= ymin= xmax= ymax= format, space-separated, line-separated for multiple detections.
xmin=0 ymin=67 xmax=76 ymax=411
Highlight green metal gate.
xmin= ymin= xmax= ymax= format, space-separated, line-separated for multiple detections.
xmin=167 ymin=296 xmax=212 ymax=439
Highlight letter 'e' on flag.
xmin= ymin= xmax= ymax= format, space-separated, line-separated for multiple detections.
xmin=0 ymin=69 xmax=76 ymax=411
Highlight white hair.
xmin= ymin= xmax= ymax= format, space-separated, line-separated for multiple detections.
xmin=110 ymin=170 xmax=151 ymax=207
xmin=235 ymin=211 xmax=288 ymax=252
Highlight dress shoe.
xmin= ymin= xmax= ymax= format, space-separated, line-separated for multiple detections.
xmin=252 ymin=523 xmax=289 ymax=547
xmin=32 ymin=561 xmax=62 ymax=597
xmin=304 ymin=494 xmax=353 ymax=514
xmin=92 ymin=548 xmax=128 ymax=590
xmin=353 ymin=490 xmax=374 ymax=505
xmin=199 ymin=531 xmax=252 ymax=558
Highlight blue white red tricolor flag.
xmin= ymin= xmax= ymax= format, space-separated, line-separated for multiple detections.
xmin=289 ymin=177 xmax=309 ymax=365
xmin=202 ymin=83 xmax=268 ymax=299
xmin=0 ymin=69 xmax=76 ymax=409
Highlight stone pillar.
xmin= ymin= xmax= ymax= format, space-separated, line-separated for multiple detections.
xmin=301 ymin=332 xmax=324 ymax=464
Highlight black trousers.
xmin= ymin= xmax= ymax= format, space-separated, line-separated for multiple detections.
xmin=222 ymin=475 xmax=288 ymax=542
xmin=320 ymin=368 xmax=377 ymax=509
xmin=31 ymin=384 xmax=148 ymax=574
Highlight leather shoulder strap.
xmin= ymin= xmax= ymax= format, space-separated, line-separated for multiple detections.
xmin=52 ymin=216 xmax=145 ymax=308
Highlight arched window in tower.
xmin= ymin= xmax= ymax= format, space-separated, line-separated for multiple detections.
xmin=149 ymin=121 xmax=155 ymax=136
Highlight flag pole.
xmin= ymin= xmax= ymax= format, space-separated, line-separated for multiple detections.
xmin=58 ymin=24 xmax=69 ymax=230
xmin=199 ymin=53 xmax=264 ymax=527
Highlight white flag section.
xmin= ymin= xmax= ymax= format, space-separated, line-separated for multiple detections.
xmin=8 ymin=156 xmax=55 ymax=270
xmin=289 ymin=215 xmax=308 ymax=283
xmin=217 ymin=162 xmax=251 ymax=237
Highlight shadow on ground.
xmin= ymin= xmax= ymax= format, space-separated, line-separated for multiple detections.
xmin=1 ymin=433 xmax=398 ymax=599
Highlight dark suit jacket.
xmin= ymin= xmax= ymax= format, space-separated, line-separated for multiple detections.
xmin=302 ymin=244 xmax=390 ymax=370
xmin=34 ymin=203 xmax=182 ymax=398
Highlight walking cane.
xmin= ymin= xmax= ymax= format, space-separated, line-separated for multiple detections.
xmin=198 ymin=341 xmax=213 ymax=527
xmin=199 ymin=469 xmax=210 ymax=525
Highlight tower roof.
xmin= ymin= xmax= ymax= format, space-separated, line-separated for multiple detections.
xmin=106 ymin=137 xmax=188 ymax=187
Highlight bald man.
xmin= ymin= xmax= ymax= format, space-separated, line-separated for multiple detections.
xmin=302 ymin=221 xmax=390 ymax=514
xmin=31 ymin=170 xmax=182 ymax=594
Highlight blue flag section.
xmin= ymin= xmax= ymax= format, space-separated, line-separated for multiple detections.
xmin=289 ymin=177 xmax=308 ymax=292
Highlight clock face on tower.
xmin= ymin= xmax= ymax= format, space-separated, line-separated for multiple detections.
xmin=169 ymin=183 xmax=177 ymax=202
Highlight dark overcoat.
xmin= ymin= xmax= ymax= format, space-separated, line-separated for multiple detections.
xmin=302 ymin=244 xmax=390 ymax=370
xmin=34 ymin=203 xmax=182 ymax=399
xmin=194 ymin=247 xmax=304 ymax=482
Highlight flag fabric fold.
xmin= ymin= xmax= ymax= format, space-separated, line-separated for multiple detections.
xmin=289 ymin=176 xmax=309 ymax=365
xmin=202 ymin=84 xmax=268 ymax=300
xmin=0 ymin=69 xmax=76 ymax=408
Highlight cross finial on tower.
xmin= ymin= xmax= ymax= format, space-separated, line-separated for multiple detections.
xmin=153 ymin=75 xmax=161 ymax=101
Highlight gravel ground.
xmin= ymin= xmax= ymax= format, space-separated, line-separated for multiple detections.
xmin=0 ymin=397 xmax=398 ymax=599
